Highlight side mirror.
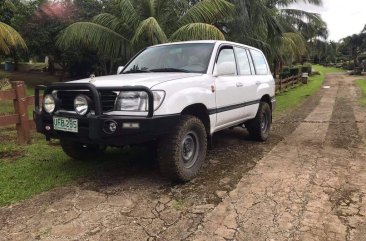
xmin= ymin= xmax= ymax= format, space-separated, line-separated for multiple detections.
xmin=213 ymin=62 xmax=236 ymax=77
xmin=117 ymin=66 xmax=124 ymax=75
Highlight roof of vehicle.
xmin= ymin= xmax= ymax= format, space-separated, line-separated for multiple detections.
xmin=150 ymin=40 xmax=263 ymax=53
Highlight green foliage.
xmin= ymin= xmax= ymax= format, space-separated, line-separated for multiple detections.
xmin=355 ymin=79 xmax=366 ymax=106
xmin=171 ymin=23 xmax=225 ymax=41
xmin=228 ymin=0 xmax=325 ymax=71
xmin=280 ymin=66 xmax=290 ymax=79
xmin=289 ymin=66 xmax=301 ymax=76
xmin=0 ymin=0 xmax=27 ymax=55
xmin=302 ymin=63 xmax=312 ymax=75
xmin=0 ymin=135 xmax=93 ymax=206
xmin=57 ymin=22 xmax=130 ymax=58
xmin=178 ymin=0 xmax=235 ymax=25
xmin=57 ymin=0 xmax=234 ymax=58
xmin=132 ymin=17 xmax=168 ymax=47
xmin=340 ymin=31 xmax=366 ymax=66
xmin=342 ymin=61 xmax=355 ymax=70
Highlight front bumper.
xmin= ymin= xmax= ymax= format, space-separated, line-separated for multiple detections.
xmin=34 ymin=111 xmax=180 ymax=145
xmin=34 ymin=83 xmax=179 ymax=145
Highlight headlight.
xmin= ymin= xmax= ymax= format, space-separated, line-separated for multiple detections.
xmin=74 ymin=95 xmax=90 ymax=115
xmin=43 ymin=94 xmax=56 ymax=113
xmin=114 ymin=91 xmax=165 ymax=111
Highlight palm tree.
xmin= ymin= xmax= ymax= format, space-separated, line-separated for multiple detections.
xmin=341 ymin=33 xmax=366 ymax=66
xmin=0 ymin=0 xmax=27 ymax=54
xmin=227 ymin=0 xmax=324 ymax=76
xmin=57 ymin=0 xmax=235 ymax=59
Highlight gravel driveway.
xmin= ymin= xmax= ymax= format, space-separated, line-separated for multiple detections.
xmin=1 ymin=73 xmax=365 ymax=241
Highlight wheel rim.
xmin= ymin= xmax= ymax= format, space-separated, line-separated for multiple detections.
xmin=181 ymin=131 xmax=199 ymax=168
xmin=261 ymin=112 xmax=269 ymax=133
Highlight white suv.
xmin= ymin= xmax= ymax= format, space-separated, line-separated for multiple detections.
xmin=34 ymin=40 xmax=275 ymax=181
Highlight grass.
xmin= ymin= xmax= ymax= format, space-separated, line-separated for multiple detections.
xmin=274 ymin=65 xmax=344 ymax=115
xmin=355 ymin=78 xmax=366 ymax=106
xmin=0 ymin=128 xmax=154 ymax=206
xmin=0 ymin=133 xmax=93 ymax=206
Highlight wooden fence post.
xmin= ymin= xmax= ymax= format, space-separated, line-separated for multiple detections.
xmin=280 ymin=78 xmax=282 ymax=92
xmin=11 ymin=81 xmax=31 ymax=144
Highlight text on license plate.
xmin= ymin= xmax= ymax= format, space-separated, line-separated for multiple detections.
xmin=53 ymin=117 xmax=78 ymax=133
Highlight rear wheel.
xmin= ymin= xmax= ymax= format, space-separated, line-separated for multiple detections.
xmin=157 ymin=115 xmax=207 ymax=182
xmin=60 ymin=139 xmax=105 ymax=161
xmin=246 ymin=102 xmax=272 ymax=141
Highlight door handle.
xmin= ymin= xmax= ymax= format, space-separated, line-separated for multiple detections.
xmin=255 ymin=81 xmax=261 ymax=85
xmin=236 ymin=82 xmax=243 ymax=87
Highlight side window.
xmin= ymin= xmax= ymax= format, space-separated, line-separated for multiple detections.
xmin=234 ymin=47 xmax=252 ymax=75
xmin=217 ymin=47 xmax=237 ymax=75
xmin=250 ymin=49 xmax=269 ymax=75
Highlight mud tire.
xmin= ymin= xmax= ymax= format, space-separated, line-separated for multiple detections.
xmin=246 ymin=102 xmax=272 ymax=141
xmin=157 ymin=115 xmax=207 ymax=182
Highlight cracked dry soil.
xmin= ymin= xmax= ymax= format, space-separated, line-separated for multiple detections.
xmin=1 ymin=73 xmax=366 ymax=241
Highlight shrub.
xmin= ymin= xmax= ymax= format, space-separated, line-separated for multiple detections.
xmin=0 ymin=78 xmax=11 ymax=91
xmin=290 ymin=66 xmax=301 ymax=76
xmin=342 ymin=61 xmax=355 ymax=70
xmin=280 ymin=66 xmax=290 ymax=79
xmin=301 ymin=63 xmax=312 ymax=75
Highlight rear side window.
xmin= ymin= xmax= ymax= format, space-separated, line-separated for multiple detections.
xmin=250 ymin=50 xmax=269 ymax=75
xmin=234 ymin=47 xmax=251 ymax=75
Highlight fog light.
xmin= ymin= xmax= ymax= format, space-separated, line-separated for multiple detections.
xmin=109 ymin=122 xmax=117 ymax=132
xmin=103 ymin=120 xmax=117 ymax=134
xmin=45 ymin=125 xmax=51 ymax=131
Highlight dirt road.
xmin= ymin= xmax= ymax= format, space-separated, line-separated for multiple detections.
xmin=1 ymin=73 xmax=365 ymax=241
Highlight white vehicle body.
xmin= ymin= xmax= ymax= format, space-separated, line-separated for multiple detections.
xmin=72 ymin=40 xmax=275 ymax=134
xmin=34 ymin=40 xmax=275 ymax=181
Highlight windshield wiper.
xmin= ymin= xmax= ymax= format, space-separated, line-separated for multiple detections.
xmin=123 ymin=69 xmax=151 ymax=74
xmin=149 ymin=68 xmax=190 ymax=73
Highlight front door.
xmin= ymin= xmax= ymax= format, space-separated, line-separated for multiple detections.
xmin=214 ymin=46 xmax=245 ymax=127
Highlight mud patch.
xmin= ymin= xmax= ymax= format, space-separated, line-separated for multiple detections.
xmin=0 ymin=150 xmax=24 ymax=160
xmin=327 ymin=186 xmax=364 ymax=240
xmin=325 ymin=94 xmax=361 ymax=148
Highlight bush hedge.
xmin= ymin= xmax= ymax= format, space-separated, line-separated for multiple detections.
xmin=279 ymin=63 xmax=312 ymax=79
xmin=301 ymin=63 xmax=312 ymax=75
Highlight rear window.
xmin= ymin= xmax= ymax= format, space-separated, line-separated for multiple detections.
xmin=250 ymin=50 xmax=269 ymax=75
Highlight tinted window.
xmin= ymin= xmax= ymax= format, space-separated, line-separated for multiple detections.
xmin=217 ymin=48 xmax=237 ymax=74
xmin=234 ymin=47 xmax=251 ymax=75
xmin=250 ymin=50 xmax=268 ymax=75
xmin=123 ymin=43 xmax=214 ymax=74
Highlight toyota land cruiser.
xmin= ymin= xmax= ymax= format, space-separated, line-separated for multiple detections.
xmin=34 ymin=40 xmax=276 ymax=181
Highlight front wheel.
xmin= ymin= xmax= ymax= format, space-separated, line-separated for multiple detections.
xmin=246 ymin=102 xmax=272 ymax=141
xmin=157 ymin=115 xmax=207 ymax=182
xmin=60 ymin=140 xmax=105 ymax=161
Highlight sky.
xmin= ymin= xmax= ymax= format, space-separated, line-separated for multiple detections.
xmin=290 ymin=0 xmax=366 ymax=41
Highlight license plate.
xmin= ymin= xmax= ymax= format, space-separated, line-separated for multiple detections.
xmin=53 ymin=117 xmax=78 ymax=133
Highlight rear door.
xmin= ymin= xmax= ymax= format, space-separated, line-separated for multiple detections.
xmin=246 ymin=49 xmax=271 ymax=118
xmin=233 ymin=47 xmax=257 ymax=118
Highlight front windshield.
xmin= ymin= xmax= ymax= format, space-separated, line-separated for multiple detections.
xmin=123 ymin=43 xmax=215 ymax=74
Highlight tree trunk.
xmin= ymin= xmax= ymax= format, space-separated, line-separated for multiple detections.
xmin=273 ymin=59 xmax=281 ymax=79
xmin=48 ymin=55 xmax=55 ymax=74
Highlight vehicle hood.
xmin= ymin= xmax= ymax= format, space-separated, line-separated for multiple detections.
xmin=69 ymin=73 xmax=202 ymax=89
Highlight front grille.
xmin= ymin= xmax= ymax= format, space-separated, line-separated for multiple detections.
xmin=56 ymin=90 xmax=117 ymax=113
